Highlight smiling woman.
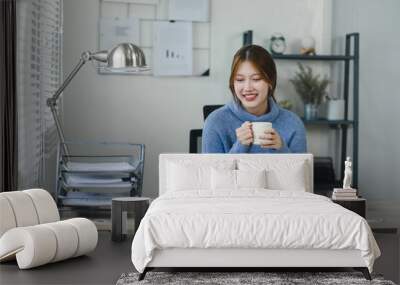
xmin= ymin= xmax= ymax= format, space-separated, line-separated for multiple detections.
xmin=202 ymin=45 xmax=307 ymax=154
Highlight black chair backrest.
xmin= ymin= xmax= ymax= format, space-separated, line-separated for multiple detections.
xmin=203 ymin=105 xmax=223 ymax=121
xmin=189 ymin=129 xmax=203 ymax=153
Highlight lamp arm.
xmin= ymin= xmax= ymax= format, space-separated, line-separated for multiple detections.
xmin=47 ymin=51 xmax=93 ymax=158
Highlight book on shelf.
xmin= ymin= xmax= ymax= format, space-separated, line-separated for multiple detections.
xmin=332 ymin=193 xmax=359 ymax=200
xmin=333 ymin=192 xmax=357 ymax=197
xmin=333 ymin=188 xmax=357 ymax=193
xmin=332 ymin=196 xmax=359 ymax=200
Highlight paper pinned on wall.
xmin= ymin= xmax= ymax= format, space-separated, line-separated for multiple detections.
xmin=99 ymin=17 xmax=140 ymax=50
xmin=153 ymin=21 xmax=193 ymax=76
xmin=168 ymin=0 xmax=210 ymax=22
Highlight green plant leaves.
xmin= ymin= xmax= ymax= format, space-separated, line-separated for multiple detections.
xmin=289 ymin=63 xmax=330 ymax=105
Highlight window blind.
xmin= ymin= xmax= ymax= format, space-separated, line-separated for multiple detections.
xmin=16 ymin=0 xmax=63 ymax=189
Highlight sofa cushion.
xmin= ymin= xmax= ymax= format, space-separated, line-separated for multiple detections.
xmin=23 ymin=189 xmax=60 ymax=223
xmin=0 ymin=226 xmax=57 ymax=269
xmin=0 ymin=196 xmax=17 ymax=237
xmin=42 ymin=222 xmax=79 ymax=262
xmin=0 ymin=192 xmax=39 ymax=227
xmin=0 ymin=189 xmax=60 ymax=238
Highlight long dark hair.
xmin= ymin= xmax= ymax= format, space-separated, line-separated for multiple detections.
xmin=229 ymin=45 xmax=277 ymax=104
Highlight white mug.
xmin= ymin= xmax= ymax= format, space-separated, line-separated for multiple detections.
xmin=252 ymin=122 xmax=272 ymax=145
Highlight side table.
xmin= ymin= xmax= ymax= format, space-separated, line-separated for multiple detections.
xmin=111 ymin=197 xmax=150 ymax=242
xmin=332 ymin=197 xmax=366 ymax=218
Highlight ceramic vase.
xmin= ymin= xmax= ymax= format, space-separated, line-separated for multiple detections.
xmin=304 ymin=103 xmax=318 ymax=120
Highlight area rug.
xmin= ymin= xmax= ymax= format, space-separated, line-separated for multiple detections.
xmin=116 ymin=271 xmax=396 ymax=285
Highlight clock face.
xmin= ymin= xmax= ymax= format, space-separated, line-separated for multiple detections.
xmin=270 ymin=34 xmax=286 ymax=54
xmin=271 ymin=40 xmax=285 ymax=54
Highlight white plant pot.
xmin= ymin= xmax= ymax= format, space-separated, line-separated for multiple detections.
xmin=327 ymin=99 xmax=345 ymax=120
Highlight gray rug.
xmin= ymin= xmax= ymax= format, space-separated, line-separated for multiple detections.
xmin=116 ymin=271 xmax=396 ymax=285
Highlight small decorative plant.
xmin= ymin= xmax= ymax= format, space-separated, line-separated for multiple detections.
xmin=278 ymin=99 xmax=293 ymax=110
xmin=289 ymin=63 xmax=330 ymax=106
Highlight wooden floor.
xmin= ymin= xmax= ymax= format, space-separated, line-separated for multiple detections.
xmin=0 ymin=231 xmax=133 ymax=285
xmin=1 ymin=230 xmax=398 ymax=284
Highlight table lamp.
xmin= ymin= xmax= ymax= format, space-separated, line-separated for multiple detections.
xmin=47 ymin=43 xmax=149 ymax=157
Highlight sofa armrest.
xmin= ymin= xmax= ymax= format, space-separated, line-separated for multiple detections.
xmin=0 ymin=218 xmax=98 ymax=269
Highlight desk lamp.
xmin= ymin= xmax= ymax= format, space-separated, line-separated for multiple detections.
xmin=47 ymin=43 xmax=149 ymax=157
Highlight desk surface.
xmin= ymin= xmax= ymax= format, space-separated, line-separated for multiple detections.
xmin=332 ymin=198 xmax=366 ymax=201
xmin=112 ymin=197 xmax=150 ymax=202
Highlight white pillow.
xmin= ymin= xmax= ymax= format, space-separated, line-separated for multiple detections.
xmin=167 ymin=159 xmax=235 ymax=191
xmin=210 ymin=168 xmax=236 ymax=189
xmin=236 ymin=169 xmax=267 ymax=189
xmin=211 ymin=168 xmax=267 ymax=190
xmin=238 ymin=159 xmax=308 ymax=192
xmin=266 ymin=163 xmax=307 ymax=191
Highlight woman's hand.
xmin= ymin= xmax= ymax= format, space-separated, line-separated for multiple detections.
xmin=258 ymin=128 xmax=283 ymax=149
xmin=235 ymin=121 xmax=253 ymax=146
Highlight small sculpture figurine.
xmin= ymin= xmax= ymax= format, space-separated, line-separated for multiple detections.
xmin=300 ymin=36 xmax=316 ymax=55
xmin=343 ymin=157 xmax=352 ymax=189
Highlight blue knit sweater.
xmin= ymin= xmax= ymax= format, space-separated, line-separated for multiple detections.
xmin=202 ymin=97 xmax=307 ymax=153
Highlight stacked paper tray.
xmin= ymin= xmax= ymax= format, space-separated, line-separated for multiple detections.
xmin=58 ymin=192 xmax=119 ymax=207
xmin=56 ymin=142 xmax=145 ymax=207
xmin=62 ymin=161 xmax=141 ymax=174
xmin=61 ymin=161 xmax=140 ymax=188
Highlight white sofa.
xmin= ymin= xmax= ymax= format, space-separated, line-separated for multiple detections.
xmin=0 ymin=189 xmax=98 ymax=269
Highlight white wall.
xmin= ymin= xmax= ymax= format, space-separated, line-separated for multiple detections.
xmin=332 ymin=0 xmax=400 ymax=222
xmin=63 ymin=0 xmax=334 ymax=198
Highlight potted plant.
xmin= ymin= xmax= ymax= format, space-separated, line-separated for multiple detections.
xmin=289 ymin=63 xmax=330 ymax=120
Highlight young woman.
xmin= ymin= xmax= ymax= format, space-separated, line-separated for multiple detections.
xmin=202 ymin=45 xmax=306 ymax=153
